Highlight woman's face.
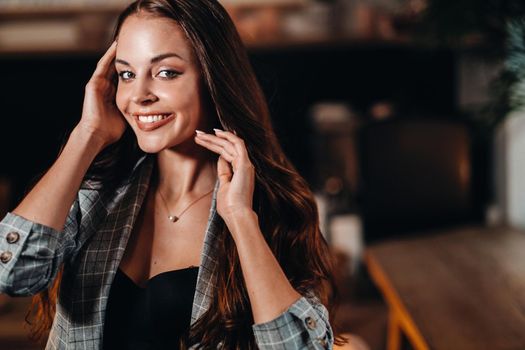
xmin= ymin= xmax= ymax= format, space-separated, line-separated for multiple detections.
xmin=115 ymin=14 xmax=210 ymax=153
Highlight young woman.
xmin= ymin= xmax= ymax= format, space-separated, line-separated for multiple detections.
xmin=0 ymin=0 xmax=341 ymax=348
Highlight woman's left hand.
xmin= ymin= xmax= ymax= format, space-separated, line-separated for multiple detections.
xmin=194 ymin=129 xmax=255 ymax=222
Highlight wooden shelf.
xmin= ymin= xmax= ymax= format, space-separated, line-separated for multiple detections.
xmin=0 ymin=6 xmax=122 ymax=18
xmin=0 ymin=1 xmax=411 ymax=55
xmin=245 ymin=33 xmax=412 ymax=51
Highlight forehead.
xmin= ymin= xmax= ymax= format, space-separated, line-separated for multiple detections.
xmin=116 ymin=14 xmax=193 ymax=63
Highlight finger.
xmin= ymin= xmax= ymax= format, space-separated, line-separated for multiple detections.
xmin=195 ymin=136 xmax=235 ymax=160
xmin=196 ymin=132 xmax=237 ymax=156
xmin=194 ymin=133 xmax=235 ymax=157
xmin=217 ymin=156 xmax=233 ymax=186
xmin=195 ymin=136 xmax=235 ymax=162
xmin=93 ymin=41 xmax=118 ymax=79
xmin=213 ymin=129 xmax=248 ymax=158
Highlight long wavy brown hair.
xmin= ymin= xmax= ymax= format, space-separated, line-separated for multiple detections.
xmin=26 ymin=0 xmax=345 ymax=348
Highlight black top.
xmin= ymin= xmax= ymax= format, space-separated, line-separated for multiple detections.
xmin=103 ymin=266 xmax=199 ymax=350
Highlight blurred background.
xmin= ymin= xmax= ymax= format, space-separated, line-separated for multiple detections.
xmin=1 ymin=0 xmax=525 ymax=349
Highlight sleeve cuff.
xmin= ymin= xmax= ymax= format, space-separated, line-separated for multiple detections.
xmin=0 ymin=212 xmax=62 ymax=270
xmin=252 ymin=296 xmax=332 ymax=349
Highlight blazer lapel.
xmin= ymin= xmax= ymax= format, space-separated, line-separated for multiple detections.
xmin=67 ymin=154 xmax=153 ymax=337
xmin=191 ymin=178 xmax=222 ymax=324
xmin=103 ymin=153 xmax=155 ymax=282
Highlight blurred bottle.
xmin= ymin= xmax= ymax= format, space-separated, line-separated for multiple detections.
xmin=309 ymin=101 xmax=360 ymax=212
xmin=309 ymin=102 xmax=363 ymax=275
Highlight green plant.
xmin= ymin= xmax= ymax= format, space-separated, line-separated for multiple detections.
xmin=478 ymin=18 xmax=525 ymax=128
xmin=504 ymin=19 xmax=525 ymax=113
xmin=417 ymin=1 xmax=525 ymax=127
xmin=418 ymin=0 xmax=525 ymax=52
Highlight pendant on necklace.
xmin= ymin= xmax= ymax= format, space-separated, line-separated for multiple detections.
xmin=168 ymin=215 xmax=179 ymax=223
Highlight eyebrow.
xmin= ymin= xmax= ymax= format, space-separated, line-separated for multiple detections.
xmin=115 ymin=52 xmax=185 ymax=66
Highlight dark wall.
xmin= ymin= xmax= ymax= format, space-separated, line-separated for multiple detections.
xmin=251 ymin=45 xmax=457 ymax=182
xmin=1 ymin=55 xmax=94 ymax=202
xmin=0 ymin=45 xmax=457 ymax=209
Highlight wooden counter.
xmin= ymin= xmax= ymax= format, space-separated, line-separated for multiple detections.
xmin=365 ymin=226 xmax=525 ymax=350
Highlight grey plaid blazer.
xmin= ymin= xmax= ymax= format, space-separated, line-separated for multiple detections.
xmin=0 ymin=154 xmax=333 ymax=349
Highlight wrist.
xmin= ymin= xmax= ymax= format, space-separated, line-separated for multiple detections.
xmin=72 ymin=124 xmax=109 ymax=152
xmin=70 ymin=125 xmax=108 ymax=158
xmin=223 ymin=207 xmax=257 ymax=222
xmin=223 ymin=208 xmax=258 ymax=237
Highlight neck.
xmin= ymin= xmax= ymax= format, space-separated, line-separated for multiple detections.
xmin=153 ymin=137 xmax=217 ymax=202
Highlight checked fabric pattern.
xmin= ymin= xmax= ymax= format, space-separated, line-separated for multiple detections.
xmin=0 ymin=154 xmax=333 ymax=349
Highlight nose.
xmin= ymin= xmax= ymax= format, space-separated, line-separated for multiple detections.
xmin=131 ymin=79 xmax=158 ymax=104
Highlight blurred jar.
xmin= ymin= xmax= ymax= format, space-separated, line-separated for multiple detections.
xmin=227 ymin=5 xmax=282 ymax=44
xmin=281 ymin=2 xmax=335 ymax=39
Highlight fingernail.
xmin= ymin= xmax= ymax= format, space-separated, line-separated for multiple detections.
xmin=213 ymin=128 xmax=223 ymax=133
xmin=195 ymin=130 xmax=205 ymax=135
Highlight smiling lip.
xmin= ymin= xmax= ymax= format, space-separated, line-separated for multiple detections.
xmin=133 ymin=113 xmax=175 ymax=131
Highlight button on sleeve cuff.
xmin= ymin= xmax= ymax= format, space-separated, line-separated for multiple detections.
xmin=252 ymin=296 xmax=333 ymax=349
xmin=0 ymin=212 xmax=65 ymax=296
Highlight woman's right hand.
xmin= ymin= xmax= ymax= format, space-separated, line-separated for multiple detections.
xmin=10 ymin=42 xmax=127 ymax=233
xmin=77 ymin=41 xmax=126 ymax=148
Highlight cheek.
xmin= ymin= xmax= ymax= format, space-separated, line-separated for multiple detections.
xmin=115 ymin=87 xmax=126 ymax=114
xmin=115 ymin=88 xmax=135 ymax=126
xmin=171 ymin=88 xmax=202 ymax=113
xmin=163 ymin=76 xmax=201 ymax=109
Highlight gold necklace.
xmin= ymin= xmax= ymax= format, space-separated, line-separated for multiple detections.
xmin=157 ymin=187 xmax=214 ymax=223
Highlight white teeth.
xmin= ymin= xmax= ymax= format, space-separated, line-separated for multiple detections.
xmin=137 ymin=114 xmax=170 ymax=123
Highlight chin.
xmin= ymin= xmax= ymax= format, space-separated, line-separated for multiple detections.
xmin=135 ymin=138 xmax=167 ymax=154
xmin=132 ymin=126 xmax=194 ymax=153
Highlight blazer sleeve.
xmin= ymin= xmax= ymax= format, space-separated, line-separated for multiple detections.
xmin=252 ymin=294 xmax=333 ymax=349
xmin=0 ymin=188 xmax=106 ymax=297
